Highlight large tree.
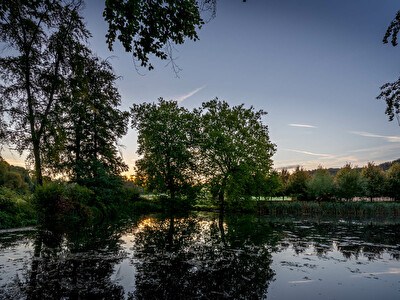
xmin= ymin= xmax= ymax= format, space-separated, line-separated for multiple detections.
xmin=131 ymin=99 xmax=198 ymax=202
xmin=197 ymin=99 xmax=276 ymax=211
xmin=43 ymin=47 xmax=129 ymax=185
xmin=0 ymin=0 xmax=89 ymax=185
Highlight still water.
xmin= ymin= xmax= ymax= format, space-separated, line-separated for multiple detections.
xmin=0 ymin=213 xmax=399 ymax=299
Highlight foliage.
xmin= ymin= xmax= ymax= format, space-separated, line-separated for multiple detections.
xmin=43 ymin=48 xmax=129 ymax=184
xmin=335 ymin=164 xmax=364 ymax=201
xmin=386 ymin=162 xmax=400 ymax=200
xmin=378 ymin=10 xmax=400 ymax=124
xmin=0 ymin=157 xmax=33 ymax=193
xmin=286 ymin=166 xmax=310 ymax=201
xmin=383 ymin=10 xmax=400 ymax=46
xmin=0 ymin=0 xmax=89 ymax=185
xmin=131 ymin=98 xmax=199 ymax=204
xmin=197 ymin=99 xmax=276 ymax=210
xmin=0 ymin=187 xmax=36 ymax=229
xmin=277 ymin=169 xmax=290 ymax=198
xmin=33 ymin=182 xmax=94 ymax=223
xmin=307 ymin=167 xmax=335 ymax=201
xmin=104 ymin=0 xmax=206 ymax=72
xmin=251 ymin=170 xmax=282 ymax=199
xmin=361 ymin=162 xmax=386 ymax=200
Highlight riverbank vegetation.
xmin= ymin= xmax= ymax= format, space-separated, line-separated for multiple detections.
xmin=3 ymin=154 xmax=400 ymax=229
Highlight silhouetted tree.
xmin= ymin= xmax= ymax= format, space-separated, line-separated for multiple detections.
xmin=43 ymin=47 xmax=129 ymax=186
xmin=103 ymin=0 xmax=210 ymax=73
xmin=0 ymin=0 xmax=89 ymax=185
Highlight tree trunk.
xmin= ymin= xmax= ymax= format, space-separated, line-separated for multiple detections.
xmin=32 ymin=139 xmax=43 ymax=186
xmin=218 ymin=190 xmax=225 ymax=213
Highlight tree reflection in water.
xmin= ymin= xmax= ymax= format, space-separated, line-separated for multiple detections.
xmin=131 ymin=213 xmax=275 ymax=299
xmin=1 ymin=214 xmax=399 ymax=299
xmin=1 ymin=220 xmax=134 ymax=300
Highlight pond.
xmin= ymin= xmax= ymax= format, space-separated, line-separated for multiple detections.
xmin=0 ymin=213 xmax=399 ymax=299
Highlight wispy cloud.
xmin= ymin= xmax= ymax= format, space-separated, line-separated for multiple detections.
xmin=284 ymin=148 xmax=332 ymax=157
xmin=350 ymin=131 xmax=400 ymax=143
xmin=288 ymin=123 xmax=317 ymax=128
xmin=176 ymin=85 xmax=206 ymax=103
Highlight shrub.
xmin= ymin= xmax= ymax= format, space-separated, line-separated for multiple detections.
xmin=33 ymin=182 xmax=93 ymax=223
xmin=0 ymin=187 xmax=36 ymax=229
xmin=0 ymin=187 xmax=18 ymax=213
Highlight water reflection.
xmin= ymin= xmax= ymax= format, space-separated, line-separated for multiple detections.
xmin=0 ymin=214 xmax=399 ymax=299
xmin=1 ymin=220 xmax=133 ymax=299
xmin=131 ymin=214 xmax=275 ymax=299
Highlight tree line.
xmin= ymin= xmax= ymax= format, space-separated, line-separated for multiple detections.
xmin=269 ymin=162 xmax=400 ymax=202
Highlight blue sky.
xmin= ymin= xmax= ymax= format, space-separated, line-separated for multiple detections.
xmin=3 ymin=0 xmax=400 ymax=174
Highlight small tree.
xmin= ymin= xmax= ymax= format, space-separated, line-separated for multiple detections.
xmin=263 ymin=170 xmax=282 ymax=199
xmin=307 ymin=167 xmax=335 ymax=201
xmin=361 ymin=162 xmax=385 ymax=201
xmin=386 ymin=162 xmax=400 ymax=201
xmin=277 ymin=169 xmax=290 ymax=200
xmin=286 ymin=166 xmax=310 ymax=201
xmin=335 ymin=164 xmax=364 ymax=201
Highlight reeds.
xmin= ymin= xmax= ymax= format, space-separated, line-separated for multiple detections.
xmin=258 ymin=201 xmax=400 ymax=217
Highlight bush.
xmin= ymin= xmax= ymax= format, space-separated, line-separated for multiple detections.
xmin=33 ymin=182 xmax=94 ymax=223
xmin=0 ymin=187 xmax=18 ymax=213
xmin=0 ymin=187 xmax=36 ymax=229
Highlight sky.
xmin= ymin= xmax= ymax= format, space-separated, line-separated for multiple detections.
xmin=2 ymin=0 xmax=400 ymax=174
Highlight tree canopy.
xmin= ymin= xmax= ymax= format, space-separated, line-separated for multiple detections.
xmin=46 ymin=47 xmax=129 ymax=185
xmin=131 ymin=99 xmax=198 ymax=202
xmin=131 ymin=99 xmax=276 ymax=210
xmin=0 ymin=0 xmax=89 ymax=184
xmin=103 ymin=0 xmax=208 ymax=72
xmin=307 ymin=166 xmax=335 ymax=201
xmin=197 ymin=99 xmax=276 ymax=210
